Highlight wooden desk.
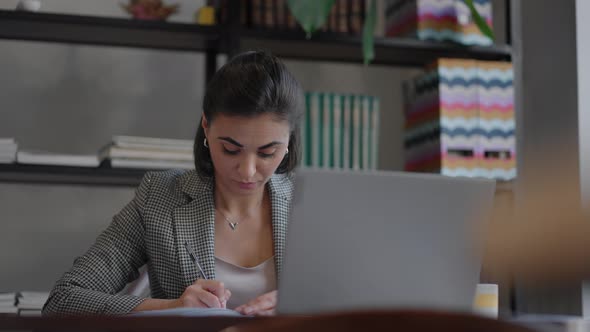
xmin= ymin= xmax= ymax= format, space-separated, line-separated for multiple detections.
xmin=0 ymin=316 xmax=258 ymax=332
xmin=0 ymin=311 xmax=534 ymax=332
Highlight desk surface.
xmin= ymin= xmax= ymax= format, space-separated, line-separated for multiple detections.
xmin=0 ymin=311 xmax=539 ymax=332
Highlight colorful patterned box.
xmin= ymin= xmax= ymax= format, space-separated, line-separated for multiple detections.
xmin=385 ymin=0 xmax=493 ymax=46
xmin=404 ymin=58 xmax=515 ymax=180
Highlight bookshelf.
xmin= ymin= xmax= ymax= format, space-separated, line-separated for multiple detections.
xmin=0 ymin=10 xmax=221 ymax=53
xmin=240 ymin=29 xmax=511 ymax=66
xmin=0 ymin=164 xmax=145 ymax=187
xmin=0 ymin=2 xmax=513 ymax=187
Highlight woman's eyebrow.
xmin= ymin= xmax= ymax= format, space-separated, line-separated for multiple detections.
xmin=218 ymin=137 xmax=243 ymax=147
xmin=218 ymin=137 xmax=283 ymax=150
xmin=258 ymin=141 xmax=283 ymax=150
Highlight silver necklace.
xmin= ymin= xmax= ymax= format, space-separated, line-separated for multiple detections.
xmin=217 ymin=209 xmax=239 ymax=231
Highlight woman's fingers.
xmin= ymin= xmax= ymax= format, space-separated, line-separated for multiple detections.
xmin=195 ymin=279 xmax=229 ymax=307
xmin=236 ymin=290 xmax=277 ymax=315
xmin=195 ymin=288 xmax=223 ymax=308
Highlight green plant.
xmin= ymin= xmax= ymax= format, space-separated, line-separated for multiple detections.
xmin=287 ymin=0 xmax=494 ymax=65
xmin=464 ymin=0 xmax=495 ymax=40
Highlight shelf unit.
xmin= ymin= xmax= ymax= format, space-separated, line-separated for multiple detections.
xmin=0 ymin=164 xmax=145 ymax=187
xmin=0 ymin=3 xmax=512 ymax=187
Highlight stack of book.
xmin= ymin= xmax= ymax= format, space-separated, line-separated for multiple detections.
xmin=17 ymin=291 xmax=49 ymax=317
xmin=100 ymin=136 xmax=194 ymax=170
xmin=301 ymin=92 xmax=380 ymax=171
xmin=16 ymin=150 xmax=101 ymax=167
xmin=0 ymin=293 xmax=17 ymax=316
xmin=0 ymin=138 xmax=17 ymax=164
xmin=215 ymin=0 xmax=366 ymax=35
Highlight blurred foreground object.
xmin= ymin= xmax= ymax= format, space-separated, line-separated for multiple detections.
xmin=121 ymin=0 xmax=179 ymax=20
xmin=222 ymin=311 xmax=532 ymax=332
xmin=16 ymin=0 xmax=41 ymax=12
xmin=484 ymin=150 xmax=590 ymax=284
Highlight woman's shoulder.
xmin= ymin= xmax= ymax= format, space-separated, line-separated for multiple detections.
xmin=269 ymin=173 xmax=295 ymax=201
xmin=140 ymin=169 xmax=212 ymax=206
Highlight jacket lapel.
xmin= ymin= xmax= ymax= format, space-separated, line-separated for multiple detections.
xmin=174 ymin=171 xmax=217 ymax=288
xmin=267 ymin=174 xmax=294 ymax=279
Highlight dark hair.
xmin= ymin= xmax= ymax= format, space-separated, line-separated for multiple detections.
xmin=194 ymin=50 xmax=304 ymax=179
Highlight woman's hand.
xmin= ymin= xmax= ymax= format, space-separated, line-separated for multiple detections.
xmin=172 ymin=279 xmax=231 ymax=309
xmin=235 ymin=290 xmax=277 ymax=316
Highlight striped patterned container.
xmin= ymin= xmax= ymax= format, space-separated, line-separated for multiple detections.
xmin=404 ymin=58 xmax=515 ymax=181
xmin=385 ymin=0 xmax=493 ymax=46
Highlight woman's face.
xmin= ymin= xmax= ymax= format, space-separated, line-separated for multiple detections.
xmin=203 ymin=113 xmax=291 ymax=195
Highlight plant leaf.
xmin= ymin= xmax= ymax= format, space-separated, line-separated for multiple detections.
xmin=464 ymin=0 xmax=495 ymax=41
xmin=362 ymin=0 xmax=377 ymax=65
xmin=286 ymin=0 xmax=336 ymax=38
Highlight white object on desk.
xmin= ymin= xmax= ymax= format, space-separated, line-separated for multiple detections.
xmin=472 ymin=283 xmax=498 ymax=318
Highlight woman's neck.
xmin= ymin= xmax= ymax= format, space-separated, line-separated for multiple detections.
xmin=214 ymin=183 xmax=267 ymax=218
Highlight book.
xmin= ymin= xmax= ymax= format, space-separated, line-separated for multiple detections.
xmin=18 ymin=309 xmax=42 ymax=317
xmin=100 ymin=146 xmax=193 ymax=161
xmin=371 ymin=97 xmax=380 ymax=169
xmin=0 ymin=293 xmax=16 ymax=302
xmin=275 ymin=0 xmax=287 ymax=28
xmin=322 ymin=93 xmax=332 ymax=168
xmin=352 ymin=95 xmax=362 ymax=170
xmin=17 ymin=151 xmax=100 ymax=167
xmin=0 ymin=307 xmax=18 ymax=315
xmin=309 ymin=92 xmax=321 ymax=168
xmin=362 ymin=95 xmax=371 ymax=169
xmin=342 ymin=95 xmax=352 ymax=170
xmin=110 ymin=158 xmax=194 ymax=170
xmin=112 ymin=136 xmax=192 ymax=149
xmin=301 ymin=93 xmax=309 ymax=167
xmin=18 ymin=291 xmax=49 ymax=299
xmin=332 ymin=94 xmax=343 ymax=169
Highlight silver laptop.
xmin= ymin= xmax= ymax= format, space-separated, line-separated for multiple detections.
xmin=277 ymin=169 xmax=496 ymax=314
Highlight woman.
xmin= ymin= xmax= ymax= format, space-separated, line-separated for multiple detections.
xmin=42 ymin=51 xmax=304 ymax=316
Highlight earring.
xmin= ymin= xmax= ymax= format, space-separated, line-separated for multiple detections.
xmin=285 ymin=148 xmax=289 ymax=154
xmin=203 ymin=138 xmax=209 ymax=148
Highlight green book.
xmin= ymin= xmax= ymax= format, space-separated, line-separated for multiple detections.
xmin=342 ymin=95 xmax=352 ymax=170
xmin=352 ymin=95 xmax=362 ymax=170
xmin=371 ymin=97 xmax=380 ymax=170
xmin=332 ymin=93 xmax=343 ymax=169
xmin=302 ymin=92 xmax=310 ymax=167
xmin=362 ymin=95 xmax=371 ymax=170
xmin=310 ymin=92 xmax=321 ymax=168
xmin=322 ymin=93 xmax=332 ymax=169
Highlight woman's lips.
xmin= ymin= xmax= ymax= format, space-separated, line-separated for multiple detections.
xmin=237 ymin=181 xmax=257 ymax=190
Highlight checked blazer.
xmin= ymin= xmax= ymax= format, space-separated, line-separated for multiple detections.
xmin=42 ymin=169 xmax=294 ymax=316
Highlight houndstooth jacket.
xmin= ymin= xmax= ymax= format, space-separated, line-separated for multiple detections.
xmin=42 ymin=169 xmax=294 ymax=316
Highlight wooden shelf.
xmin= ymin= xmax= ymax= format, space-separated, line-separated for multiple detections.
xmin=0 ymin=11 xmax=511 ymax=66
xmin=0 ymin=164 xmax=147 ymax=187
xmin=239 ymin=29 xmax=512 ymax=67
xmin=0 ymin=10 xmax=221 ymax=52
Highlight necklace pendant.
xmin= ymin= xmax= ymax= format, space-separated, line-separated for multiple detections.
xmin=229 ymin=222 xmax=238 ymax=231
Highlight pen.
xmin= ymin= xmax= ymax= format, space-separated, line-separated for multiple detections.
xmin=184 ymin=241 xmax=208 ymax=280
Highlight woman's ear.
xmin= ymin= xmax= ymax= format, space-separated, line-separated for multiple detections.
xmin=201 ymin=115 xmax=209 ymax=136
